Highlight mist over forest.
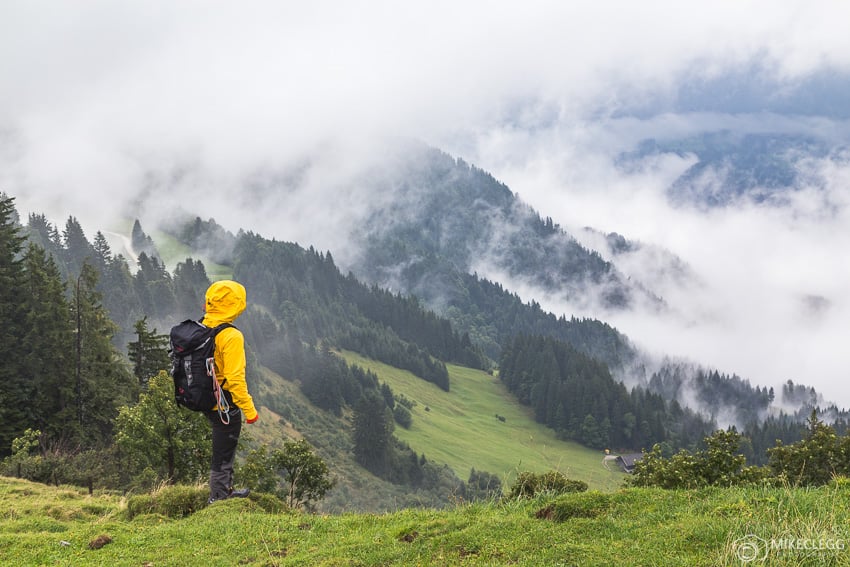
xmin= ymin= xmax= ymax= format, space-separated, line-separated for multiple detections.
xmin=3 ymin=4 xmax=850 ymax=422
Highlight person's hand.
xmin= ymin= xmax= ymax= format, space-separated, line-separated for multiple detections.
xmin=247 ymin=413 xmax=259 ymax=424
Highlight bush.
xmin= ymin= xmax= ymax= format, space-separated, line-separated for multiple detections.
xmin=236 ymin=440 xmax=334 ymax=510
xmin=630 ymin=429 xmax=767 ymax=489
xmin=508 ymin=471 xmax=588 ymax=499
xmin=126 ymin=484 xmax=209 ymax=519
xmin=768 ymin=411 xmax=844 ymax=486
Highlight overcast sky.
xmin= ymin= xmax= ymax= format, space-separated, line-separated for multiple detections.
xmin=3 ymin=1 xmax=850 ymax=405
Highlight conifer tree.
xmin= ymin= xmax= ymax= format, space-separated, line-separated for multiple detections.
xmin=127 ymin=317 xmax=171 ymax=387
xmin=172 ymin=258 xmax=210 ymax=319
xmin=71 ymin=262 xmax=137 ymax=447
xmin=0 ymin=195 xmax=27 ymax=454
xmin=21 ymin=244 xmax=75 ymax=440
xmin=63 ymin=216 xmax=95 ymax=272
xmin=352 ymin=391 xmax=393 ymax=474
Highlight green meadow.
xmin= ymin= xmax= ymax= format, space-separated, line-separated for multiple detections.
xmin=4 ymin=475 xmax=850 ymax=566
xmin=339 ymin=352 xmax=624 ymax=491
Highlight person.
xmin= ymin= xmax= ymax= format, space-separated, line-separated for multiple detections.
xmin=201 ymin=279 xmax=259 ymax=503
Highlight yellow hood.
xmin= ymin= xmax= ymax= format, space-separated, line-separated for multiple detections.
xmin=203 ymin=280 xmax=246 ymax=325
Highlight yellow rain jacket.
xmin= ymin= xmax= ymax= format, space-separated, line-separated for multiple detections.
xmin=201 ymin=280 xmax=259 ymax=423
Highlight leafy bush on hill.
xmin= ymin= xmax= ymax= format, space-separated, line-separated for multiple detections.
xmin=508 ymin=470 xmax=588 ymax=499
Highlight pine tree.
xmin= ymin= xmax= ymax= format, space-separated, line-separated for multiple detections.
xmin=21 ymin=244 xmax=75 ymax=440
xmin=352 ymin=391 xmax=393 ymax=474
xmin=134 ymin=252 xmax=176 ymax=319
xmin=127 ymin=317 xmax=171 ymax=387
xmin=172 ymin=258 xmax=210 ymax=319
xmin=71 ymin=262 xmax=138 ymax=447
xmin=0 ymin=195 xmax=28 ymax=454
xmin=63 ymin=216 xmax=95 ymax=273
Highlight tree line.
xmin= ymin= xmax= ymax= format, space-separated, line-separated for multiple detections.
xmin=499 ymin=334 xmax=715 ymax=451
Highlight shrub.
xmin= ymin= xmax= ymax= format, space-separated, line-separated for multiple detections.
xmin=126 ymin=484 xmax=208 ymax=519
xmin=631 ymin=429 xmax=768 ymax=489
xmin=768 ymin=411 xmax=843 ymax=486
xmin=236 ymin=440 xmax=334 ymax=510
xmin=508 ymin=471 xmax=588 ymax=499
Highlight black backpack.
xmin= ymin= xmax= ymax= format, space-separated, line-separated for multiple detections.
xmin=169 ymin=320 xmax=233 ymax=412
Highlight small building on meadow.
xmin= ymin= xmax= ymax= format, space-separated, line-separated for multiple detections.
xmin=616 ymin=453 xmax=644 ymax=473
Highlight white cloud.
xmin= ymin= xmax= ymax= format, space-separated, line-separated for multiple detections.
xmin=3 ymin=1 xmax=850 ymax=404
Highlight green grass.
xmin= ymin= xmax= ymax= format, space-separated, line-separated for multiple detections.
xmin=4 ymin=476 xmax=850 ymax=566
xmin=104 ymin=220 xmax=232 ymax=280
xmin=339 ymin=352 xmax=625 ymax=492
xmin=151 ymin=230 xmax=232 ymax=281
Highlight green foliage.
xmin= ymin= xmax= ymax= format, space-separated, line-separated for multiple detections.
xmin=768 ymin=410 xmax=846 ymax=486
xmin=343 ymin=352 xmax=626 ymax=493
xmin=126 ymin=484 xmax=209 ymax=519
xmin=10 ymin=428 xmax=40 ymax=457
xmin=465 ymin=468 xmax=502 ymax=501
xmin=114 ymin=371 xmax=210 ymax=484
xmin=0 ymin=195 xmax=28 ymax=453
xmin=70 ymin=262 xmax=139 ymax=448
xmin=393 ymin=404 xmax=413 ymax=429
xmin=127 ymin=316 xmax=171 ymax=387
xmin=508 ymin=470 xmax=588 ymax=499
xmin=352 ymin=391 xmax=394 ymax=474
xmin=499 ymin=334 xmax=714 ymax=452
xmin=229 ymin=229 xmax=486 ymax=386
xmin=630 ymin=429 xmax=770 ymax=489
xmin=238 ymin=440 xmax=335 ymax=510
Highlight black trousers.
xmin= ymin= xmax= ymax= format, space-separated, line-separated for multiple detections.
xmin=206 ymin=407 xmax=242 ymax=500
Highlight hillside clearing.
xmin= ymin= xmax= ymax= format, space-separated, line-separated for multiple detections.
xmin=339 ymin=352 xmax=625 ymax=491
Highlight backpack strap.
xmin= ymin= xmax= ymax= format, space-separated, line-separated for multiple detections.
xmin=207 ymin=322 xmax=235 ymax=424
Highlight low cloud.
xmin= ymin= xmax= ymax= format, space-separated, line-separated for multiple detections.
xmin=3 ymin=2 xmax=850 ymax=404
xmin=463 ymin=119 xmax=850 ymax=405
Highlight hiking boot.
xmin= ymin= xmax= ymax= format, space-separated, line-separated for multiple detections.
xmin=229 ymin=488 xmax=250 ymax=498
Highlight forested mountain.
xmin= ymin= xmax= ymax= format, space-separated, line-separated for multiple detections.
xmin=344 ymin=145 xmax=664 ymax=314
xmin=2 ymin=161 xmax=844 ymax=508
xmin=616 ymin=131 xmax=844 ymax=208
xmin=499 ymin=335 xmax=714 ymax=451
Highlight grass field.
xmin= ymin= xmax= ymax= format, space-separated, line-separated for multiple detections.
xmin=339 ymin=352 xmax=625 ymax=492
xmin=151 ymin=230 xmax=233 ymax=281
xmin=4 ymin=475 xmax=850 ymax=566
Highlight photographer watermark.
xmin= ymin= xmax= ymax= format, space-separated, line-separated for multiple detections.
xmin=732 ymin=533 xmax=846 ymax=563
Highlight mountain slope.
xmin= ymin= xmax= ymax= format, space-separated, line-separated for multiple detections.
xmin=339 ymin=351 xmax=624 ymax=492
xmin=345 ymin=144 xmax=663 ymax=314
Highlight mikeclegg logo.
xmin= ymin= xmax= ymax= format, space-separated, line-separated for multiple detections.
xmin=733 ymin=535 xmax=768 ymax=563
xmin=733 ymin=533 xmax=846 ymax=562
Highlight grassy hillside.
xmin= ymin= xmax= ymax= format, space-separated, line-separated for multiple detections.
xmin=339 ymin=352 xmax=625 ymax=491
xmin=151 ymin=229 xmax=233 ymax=280
xmin=3 ymin=475 xmax=849 ymax=566
xmin=251 ymin=366 xmax=478 ymax=513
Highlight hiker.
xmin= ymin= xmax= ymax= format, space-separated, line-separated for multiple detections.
xmin=201 ymin=279 xmax=259 ymax=503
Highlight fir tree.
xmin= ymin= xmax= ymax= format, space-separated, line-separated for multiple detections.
xmin=71 ymin=262 xmax=138 ymax=447
xmin=127 ymin=317 xmax=171 ymax=387
xmin=0 ymin=195 xmax=27 ymax=454
xmin=21 ymin=244 xmax=75 ymax=440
